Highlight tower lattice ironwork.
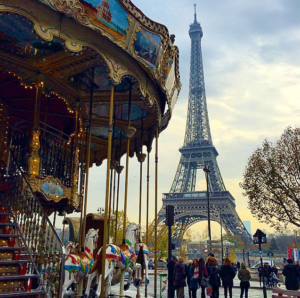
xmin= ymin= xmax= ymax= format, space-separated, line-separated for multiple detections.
xmin=157 ymin=6 xmax=251 ymax=243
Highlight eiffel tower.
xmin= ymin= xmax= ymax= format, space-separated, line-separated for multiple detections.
xmin=157 ymin=6 xmax=251 ymax=244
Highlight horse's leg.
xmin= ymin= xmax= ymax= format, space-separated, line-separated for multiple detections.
xmin=105 ymin=270 xmax=113 ymax=298
xmin=83 ymin=270 xmax=97 ymax=298
xmin=62 ymin=271 xmax=74 ymax=297
xmin=124 ymin=266 xmax=133 ymax=291
xmin=95 ymin=261 xmax=115 ymax=298
xmin=144 ymin=255 xmax=149 ymax=285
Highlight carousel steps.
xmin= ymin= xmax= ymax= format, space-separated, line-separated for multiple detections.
xmin=0 ymin=289 xmax=45 ymax=297
xmin=0 ymin=260 xmax=30 ymax=265
xmin=0 ymin=247 xmax=24 ymax=251
xmin=0 ymin=274 xmax=38 ymax=281
xmin=0 ymin=223 xmax=17 ymax=227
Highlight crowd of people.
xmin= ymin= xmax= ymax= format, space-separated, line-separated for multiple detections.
xmin=167 ymin=255 xmax=300 ymax=298
xmin=167 ymin=253 xmax=251 ymax=298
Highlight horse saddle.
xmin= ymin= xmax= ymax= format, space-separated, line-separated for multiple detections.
xmin=119 ymin=244 xmax=131 ymax=258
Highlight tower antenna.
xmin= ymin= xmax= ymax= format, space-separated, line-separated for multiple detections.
xmin=194 ymin=4 xmax=197 ymax=23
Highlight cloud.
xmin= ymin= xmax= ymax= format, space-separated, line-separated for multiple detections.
xmin=60 ymin=0 xmax=300 ymax=238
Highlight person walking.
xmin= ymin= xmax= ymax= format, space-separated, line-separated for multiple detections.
xmin=238 ymin=262 xmax=251 ymax=298
xmin=237 ymin=261 xmax=241 ymax=270
xmin=198 ymin=257 xmax=209 ymax=298
xmin=257 ymin=264 xmax=263 ymax=287
xmin=189 ymin=259 xmax=199 ymax=298
xmin=282 ymin=258 xmax=300 ymax=290
xmin=185 ymin=260 xmax=193 ymax=298
xmin=167 ymin=255 xmax=177 ymax=298
xmin=174 ymin=257 xmax=187 ymax=298
xmin=263 ymin=262 xmax=272 ymax=286
xmin=219 ymin=258 xmax=236 ymax=298
xmin=207 ymin=255 xmax=220 ymax=298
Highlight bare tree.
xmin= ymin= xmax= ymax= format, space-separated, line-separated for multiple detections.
xmin=240 ymin=126 xmax=300 ymax=230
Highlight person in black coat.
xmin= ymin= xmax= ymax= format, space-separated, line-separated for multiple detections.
xmin=219 ymin=258 xmax=236 ymax=298
xmin=282 ymin=259 xmax=300 ymax=290
xmin=185 ymin=260 xmax=193 ymax=298
xmin=174 ymin=257 xmax=187 ymax=298
xmin=207 ymin=256 xmax=221 ymax=298
xmin=263 ymin=262 xmax=272 ymax=286
xmin=167 ymin=256 xmax=177 ymax=298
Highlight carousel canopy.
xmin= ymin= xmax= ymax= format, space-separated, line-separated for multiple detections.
xmin=0 ymin=0 xmax=181 ymax=165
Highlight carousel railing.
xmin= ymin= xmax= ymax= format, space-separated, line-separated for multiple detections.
xmin=6 ymin=153 xmax=65 ymax=298
xmin=39 ymin=126 xmax=73 ymax=186
xmin=9 ymin=122 xmax=74 ymax=187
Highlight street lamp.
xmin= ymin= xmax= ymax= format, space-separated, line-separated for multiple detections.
xmin=97 ymin=207 xmax=105 ymax=214
xmin=203 ymin=163 xmax=212 ymax=251
xmin=253 ymin=229 xmax=267 ymax=298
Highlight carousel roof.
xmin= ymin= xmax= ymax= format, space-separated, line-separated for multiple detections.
xmin=0 ymin=0 xmax=181 ymax=165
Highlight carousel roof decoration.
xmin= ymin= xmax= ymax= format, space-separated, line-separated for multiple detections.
xmin=0 ymin=0 xmax=181 ymax=167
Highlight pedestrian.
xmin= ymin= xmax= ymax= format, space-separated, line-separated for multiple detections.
xmin=198 ymin=257 xmax=209 ymax=298
xmin=282 ymin=258 xmax=300 ymax=290
xmin=237 ymin=261 xmax=241 ymax=270
xmin=257 ymin=264 xmax=263 ymax=286
xmin=263 ymin=262 xmax=272 ymax=286
xmin=174 ymin=257 xmax=187 ymax=298
xmin=185 ymin=260 xmax=193 ymax=298
xmin=238 ymin=262 xmax=251 ymax=298
xmin=167 ymin=255 xmax=177 ymax=298
xmin=271 ymin=264 xmax=278 ymax=278
xmin=219 ymin=257 xmax=236 ymax=298
xmin=207 ymin=254 xmax=220 ymax=298
xmin=189 ymin=259 xmax=199 ymax=298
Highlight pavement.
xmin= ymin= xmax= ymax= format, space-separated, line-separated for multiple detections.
xmin=110 ymin=272 xmax=279 ymax=298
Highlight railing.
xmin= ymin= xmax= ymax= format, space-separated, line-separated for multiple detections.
xmin=9 ymin=123 xmax=74 ymax=187
xmin=6 ymin=154 xmax=65 ymax=298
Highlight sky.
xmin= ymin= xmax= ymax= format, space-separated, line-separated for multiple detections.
xmin=67 ymin=0 xmax=300 ymax=239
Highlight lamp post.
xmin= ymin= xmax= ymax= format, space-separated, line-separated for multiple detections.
xmin=253 ymin=229 xmax=267 ymax=298
xmin=203 ymin=163 xmax=211 ymax=251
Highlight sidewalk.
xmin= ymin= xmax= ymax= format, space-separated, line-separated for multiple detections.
xmin=110 ymin=273 xmax=277 ymax=298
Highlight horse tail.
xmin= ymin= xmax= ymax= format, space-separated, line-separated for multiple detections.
xmin=136 ymin=246 xmax=144 ymax=268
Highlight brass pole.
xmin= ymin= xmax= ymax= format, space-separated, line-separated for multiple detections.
xmin=114 ymin=166 xmax=121 ymax=242
xmin=108 ymin=111 xmax=116 ymax=240
xmin=79 ymin=68 xmax=94 ymax=251
xmin=100 ymin=85 xmax=114 ymax=298
xmin=146 ymin=150 xmax=150 ymax=246
xmin=122 ymin=84 xmax=133 ymax=242
xmin=107 ymin=168 xmax=113 ymax=241
xmin=114 ymin=133 xmax=123 ymax=243
xmin=112 ymin=169 xmax=116 ymax=214
xmin=154 ymin=126 xmax=159 ymax=298
xmin=138 ymin=117 xmax=144 ymax=236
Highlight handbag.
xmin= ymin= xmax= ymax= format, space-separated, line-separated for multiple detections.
xmin=206 ymin=285 xmax=212 ymax=297
xmin=200 ymin=277 xmax=210 ymax=288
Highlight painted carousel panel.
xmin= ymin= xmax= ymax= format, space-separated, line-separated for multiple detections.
xmin=134 ymin=28 xmax=163 ymax=70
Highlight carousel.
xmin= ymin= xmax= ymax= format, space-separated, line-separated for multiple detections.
xmin=0 ymin=0 xmax=181 ymax=297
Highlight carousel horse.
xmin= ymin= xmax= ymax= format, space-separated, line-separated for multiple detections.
xmin=65 ymin=241 xmax=77 ymax=255
xmin=62 ymin=228 xmax=98 ymax=297
xmin=128 ymin=223 xmax=150 ymax=286
xmin=84 ymin=224 xmax=142 ymax=298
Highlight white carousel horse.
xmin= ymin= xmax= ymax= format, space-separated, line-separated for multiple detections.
xmin=128 ymin=223 xmax=150 ymax=286
xmin=62 ymin=228 xmax=98 ymax=297
xmin=84 ymin=224 xmax=142 ymax=298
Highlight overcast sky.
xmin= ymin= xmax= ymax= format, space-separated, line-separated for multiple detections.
xmin=82 ymin=0 xmax=300 ymax=239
